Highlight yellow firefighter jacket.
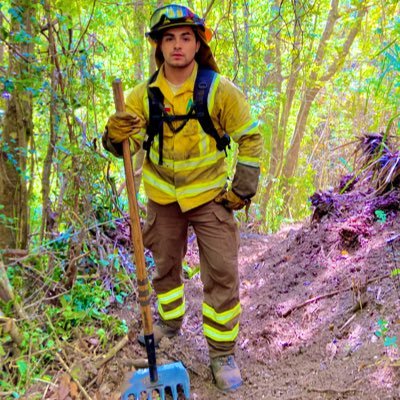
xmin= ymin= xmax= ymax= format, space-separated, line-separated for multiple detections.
xmin=124 ymin=62 xmax=262 ymax=212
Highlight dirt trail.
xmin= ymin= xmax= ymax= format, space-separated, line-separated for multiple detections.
xmin=103 ymin=188 xmax=400 ymax=400
xmin=31 ymin=188 xmax=400 ymax=400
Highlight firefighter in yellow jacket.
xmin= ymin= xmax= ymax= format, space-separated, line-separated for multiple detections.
xmin=103 ymin=4 xmax=262 ymax=392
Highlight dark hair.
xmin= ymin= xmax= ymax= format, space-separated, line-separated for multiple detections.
xmin=155 ymin=25 xmax=200 ymax=43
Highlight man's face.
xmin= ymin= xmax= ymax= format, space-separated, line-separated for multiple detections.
xmin=160 ymin=26 xmax=200 ymax=69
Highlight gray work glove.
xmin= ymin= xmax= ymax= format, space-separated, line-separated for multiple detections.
xmin=232 ymin=163 xmax=260 ymax=199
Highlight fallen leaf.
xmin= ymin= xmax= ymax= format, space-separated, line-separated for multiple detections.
xmin=70 ymin=381 xmax=79 ymax=399
xmin=325 ymin=341 xmax=337 ymax=362
xmin=58 ymin=373 xmax=71 ymax=400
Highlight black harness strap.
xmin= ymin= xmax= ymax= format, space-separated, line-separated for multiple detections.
xmin=194 ymin=69 xmax=231 ymax=155
xmin=144 ymin=80 xmax=164 ymax=164
xmin=144 ymin=68 xmax=231 ymax=165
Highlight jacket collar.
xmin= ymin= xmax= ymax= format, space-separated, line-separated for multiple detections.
xmin=149 ymin=62 xmax=198 ymax=103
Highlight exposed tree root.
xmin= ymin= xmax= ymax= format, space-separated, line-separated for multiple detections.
xmin=281 ymin=272 xmax=390 ymax=317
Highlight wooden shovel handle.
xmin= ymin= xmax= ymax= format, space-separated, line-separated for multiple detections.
xmin=112 ymin=79 xmax=153 ymax=336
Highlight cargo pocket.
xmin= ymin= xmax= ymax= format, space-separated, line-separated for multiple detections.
xmin=213 ymin=202 xmax=234 ymax=223
xmin=212 ymin=203 xmax=240 ymax=250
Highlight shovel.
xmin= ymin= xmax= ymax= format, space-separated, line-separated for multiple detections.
xmin=112 ymin=79 xmax=190 ymax=400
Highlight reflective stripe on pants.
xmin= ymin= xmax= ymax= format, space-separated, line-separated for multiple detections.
xmin=142 ymin=199 xmax=240 ymax=357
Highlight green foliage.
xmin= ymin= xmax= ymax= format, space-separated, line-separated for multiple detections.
xmin=374 ymin=209 xmax=387 ymax=223
xmin=0 ymin=264 xmax=130 ymax=395
xmin=287 ymin=164 xmax=317 ymax=220
xmin=46 ymin=280 xmax=129 ymax=337
xmin=375 ymin=319 xmax=398 ymax=348
xmin=0 ymin=204 xmax=15 ymax=228
xmin=264 ymin=197 xmax=288 ymax=233
xmin=391 ymin=268 xmax=400 ymax=277
xmin=262 ymin=180 xmax=293 ymax=233
xmin=1 ymin=0 xmax=398 ymax=234
xmin=183 ymin=260 xmax=200 ymax=279
xmin=375 ymin=319 xmax=389 ymax=337
xmin=0 ymin=0 xmax=399 ymax=394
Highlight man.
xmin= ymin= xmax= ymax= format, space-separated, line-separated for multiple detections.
xmin=103 ymin=4 xmax=262 ymax=392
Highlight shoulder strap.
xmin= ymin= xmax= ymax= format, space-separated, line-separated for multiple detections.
xmin=145 ymin=68 xmax=231 ymax=166
xmin=145 ymin=70 xmax=165 ymax=165
xmin=194 ymin=68 xmax=231 ymax=155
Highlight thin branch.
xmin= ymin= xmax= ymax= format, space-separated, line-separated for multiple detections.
xmin=321 ymin=6 xmax=367 ymax=82
xmin=24 ymin=290 xmax=71 ymax=310
xmin=0 ymin=39 xmax=32 ymax=63
xmin=72 ymin=0 xmax=97 ymax=56
xmin=313 ymin=0 xmax=339 ymax=68
xmin=0 ymin=10 xmax=10 ymax=25
xmin=93 ymin=334 xmax=129 ymax=369
xmin=203 ymin=0 xmax=217 ymax=19
xmin=0 ymin=259 xmax=28 ymax=320
xmin=281 ymin=272 xmax=390 ymax=317
xmin=55 ymin=353 xmax=94 ymax=400
xmin=0 ymin=316 xmax=23 ymax=345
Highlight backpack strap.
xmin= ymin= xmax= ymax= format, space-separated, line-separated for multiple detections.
xmin=144 ymin=70 xmax=165 ymax=164
xmin=144 ymin=67 xmax=231 ymax=165
xmin=194 ymin=68 xmax=231 ymax=156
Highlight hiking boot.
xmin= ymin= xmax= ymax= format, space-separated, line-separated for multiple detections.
xmin=138 ymin=321 xmax=180 ymax=346
xmin=210 ymin=355 xmax=243 ymax=391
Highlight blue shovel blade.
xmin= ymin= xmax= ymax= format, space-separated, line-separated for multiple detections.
xmin=122 ymin=361 xmax=190 ymax=400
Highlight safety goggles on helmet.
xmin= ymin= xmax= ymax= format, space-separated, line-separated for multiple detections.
xmin=147 ymin=4 xmax=207 ymax=38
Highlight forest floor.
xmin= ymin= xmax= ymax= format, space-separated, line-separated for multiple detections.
xmin=92 ymin=187 xmax=399 ymax=399
xmin=30 ymin=184 xmax=400 ymax=399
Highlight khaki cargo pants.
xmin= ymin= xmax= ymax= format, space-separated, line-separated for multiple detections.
xmin=142 ymin=199 xmax=241 ymax=358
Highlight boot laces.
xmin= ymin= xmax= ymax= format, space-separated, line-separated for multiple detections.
xmin=219 ymin=355 xmax=236 ymax=368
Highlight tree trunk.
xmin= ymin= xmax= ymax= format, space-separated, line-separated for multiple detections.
xmin=258 ymin=5 xmax=282 ymax=217
xmin=131 ymin=0 xmax=147 ymax=192
xmin=232 ymin=1 xmax=239 ymax=73
xmin=280 ymin=1 xmax=366 ymax=211
xmin=259 ymin=0 xmax=302 ymax=218
xmin=0 ymin=11 xmax=3 ymax=64
xmin=149 ymin=0 xmax=164 ymax=73
xmin=0 ymin=1 xmax=35 ymax=250
xmin=282 ymin=86 xmax=320 ymax=180
xmin=136 ymin=0 xmax=164 ymax=194
xmin=242 ymin=1 xmax=250 ymax=92
xmin=133 ymin=1 xmax=145 ymax=81
xmin=40 ymin=0 xmax=59 ymax=241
